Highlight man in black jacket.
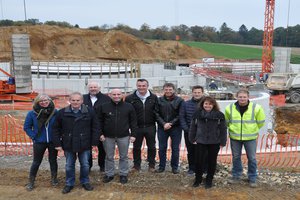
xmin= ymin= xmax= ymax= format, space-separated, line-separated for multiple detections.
xmin=52 ymin=92 xmax=99 ymax=194
xmin=156 ymin=83 xmax=184 ymax=174
xmin=96 ymin=89 xmax=137 ymax=184
xmin=83 ymin=81 xmax=110 ymax=172
xmin=125 ymin=79 xmax=158 ymax=172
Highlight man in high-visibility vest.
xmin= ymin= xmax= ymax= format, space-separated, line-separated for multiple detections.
xmin=225 ymin=89 xmax=265 ymax=188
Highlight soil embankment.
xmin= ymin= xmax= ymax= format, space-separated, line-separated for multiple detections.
xmin=0 ymin=25 xmax=211 ymax=62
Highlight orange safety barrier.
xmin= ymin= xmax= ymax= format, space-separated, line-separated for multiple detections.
xmin=1 ymin=115 xmax=299 ymax=168
xmin=0 ymin=96 xmax=70 ymax=110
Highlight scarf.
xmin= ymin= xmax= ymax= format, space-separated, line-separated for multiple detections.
xmin=33 ymin=101 xmax=55 ymax=136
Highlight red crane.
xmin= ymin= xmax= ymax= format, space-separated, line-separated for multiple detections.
xmin=261 ymin=0 xmax=275 ymax=75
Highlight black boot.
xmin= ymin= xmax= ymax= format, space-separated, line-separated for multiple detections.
xmin=205 ymin=178 xmax=213 ymax=189
xmin=192 ymin=177 xmax=202 ymax=187
xmin=51 ymin=173 xmax=59 ymax=186
xmin=26 ymin=176 xmax=35 ymax=191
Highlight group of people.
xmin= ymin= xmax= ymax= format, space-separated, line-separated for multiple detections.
xmin=23 ymin=78 xmax=266 ymax=194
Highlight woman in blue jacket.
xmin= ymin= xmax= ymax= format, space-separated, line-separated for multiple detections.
xmin=23 ymin=94 xmax=58 ymax=191
xmin=189 ymin=96 xmax=227 ymax=189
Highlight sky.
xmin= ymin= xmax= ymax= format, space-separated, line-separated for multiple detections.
xmin=0 ymin=0 xmax=299 ymax=31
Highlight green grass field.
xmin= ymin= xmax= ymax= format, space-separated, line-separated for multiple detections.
xmin=181 ymin=41 xmax=300 ymax=64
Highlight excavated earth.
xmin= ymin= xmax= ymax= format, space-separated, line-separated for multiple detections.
xmin=0 ymin=25 xmax=211 ymax=62
xmin=274 ymin=104 xmax=300 ymax=146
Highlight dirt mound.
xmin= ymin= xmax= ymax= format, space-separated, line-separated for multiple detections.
xmin=274 ymin=105 xmax=300 ymax=135
xmin=0 ymin=25 xmax=211 ymax=62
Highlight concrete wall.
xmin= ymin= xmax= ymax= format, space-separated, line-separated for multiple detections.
xmin=274 ymin=47 xmax=292 ymax=73
xmin=32 ymin=74 xmax=206 ymax=95
xmin=140 ymin=63 xmax=191 ymax=77
xmin=12 ymin=34 xmax=32 ymax=93
xmin=32 ymin=63 xmax=206 ymax=94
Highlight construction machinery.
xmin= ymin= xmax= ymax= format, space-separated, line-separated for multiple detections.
xmin=0 ymin=68 xmax=16 ymax=94
xmin=266 ymin=73 xmax=300 ymax=103
xmin=0 ymin=66 xmax=37 ymax=102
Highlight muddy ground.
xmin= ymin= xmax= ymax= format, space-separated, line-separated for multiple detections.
xmin=0 ymin=156 xmax=299 ymax=200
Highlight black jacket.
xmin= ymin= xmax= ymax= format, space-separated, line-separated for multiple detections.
xmin=156 ymin=95 xmax=183 ymax=127
xmin=125 ymin=90 xmax=158 ymax=128
xmin=96 ymin=100 xmax=137 ymax=138
xmin=52 ymin=104 xmax=100 ymax=152
xmin=189 ymin=109 xmax=227 ymax=146
xmin=83 ymin=92 xmax=111 ymax=109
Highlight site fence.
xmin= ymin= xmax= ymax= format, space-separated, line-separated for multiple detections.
xmin=0 ymin=114 xmax=299 ymax=168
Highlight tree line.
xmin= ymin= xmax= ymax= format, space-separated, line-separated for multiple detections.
xmin=1 ymin=19 xmax=299 ymax=47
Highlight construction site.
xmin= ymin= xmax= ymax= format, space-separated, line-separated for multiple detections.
xmin=0 ymin=0 xmax=300 ymax=199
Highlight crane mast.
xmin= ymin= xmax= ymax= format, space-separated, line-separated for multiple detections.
xmin=262 ymin=0 xmax=275 ymax=75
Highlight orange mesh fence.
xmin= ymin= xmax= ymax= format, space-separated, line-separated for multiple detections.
xmin=0 ymin=96 xmax=70 ymax=110
xmin=1 ymin=115 xmax=299 ymax=168
xmin=0 ymin=102 xmax=33 ymax=110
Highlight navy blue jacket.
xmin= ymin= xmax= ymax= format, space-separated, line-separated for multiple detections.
xmin=24 ymin=110 xmax=58 ymax=143
xmin=179 ymin=97 xmax=202 ymax=133
xmin=52 ymin=104 xmax=100 ymax=152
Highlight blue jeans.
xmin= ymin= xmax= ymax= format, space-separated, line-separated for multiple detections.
xmin=230 ymin=139 xmax=257 ymax=182
xmin=157 ymin=126 xmax=182 ymax=170
xmin=65 ymin=150 xmax=90 ymax=186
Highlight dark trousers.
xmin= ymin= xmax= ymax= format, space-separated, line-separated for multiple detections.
xmin=29 ymin=142 xmax=58 ymax=177
xmin=133 ymin=126 xmax=156 ymax=168
xmin=89 ymin=141 xmax=106 ymax=169
xmin=184 ymin=131 xmax=196 ymax=171
xmin=195 ymin=143 xmax=220 ymax=182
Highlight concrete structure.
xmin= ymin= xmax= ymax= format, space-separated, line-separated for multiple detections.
xmin=12 ymin=34 xmax=32 ymax=93
xmin=32 ymin=63 xmax=205 ymax=94
xmin=274 ymin=47 xmax=292 ymax=73
xmin=31 ymin=61 xmax=140 ymax=79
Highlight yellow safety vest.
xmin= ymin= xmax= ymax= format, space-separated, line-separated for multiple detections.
xmin=225 ymin=102 xmax=265 ymax=141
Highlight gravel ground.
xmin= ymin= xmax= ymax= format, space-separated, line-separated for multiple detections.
xmin=0 ymin=155 xmax=299 ymax=200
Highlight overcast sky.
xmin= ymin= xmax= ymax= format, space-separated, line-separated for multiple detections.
xmin=0 ymin=0 xmax=299 ymax=31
